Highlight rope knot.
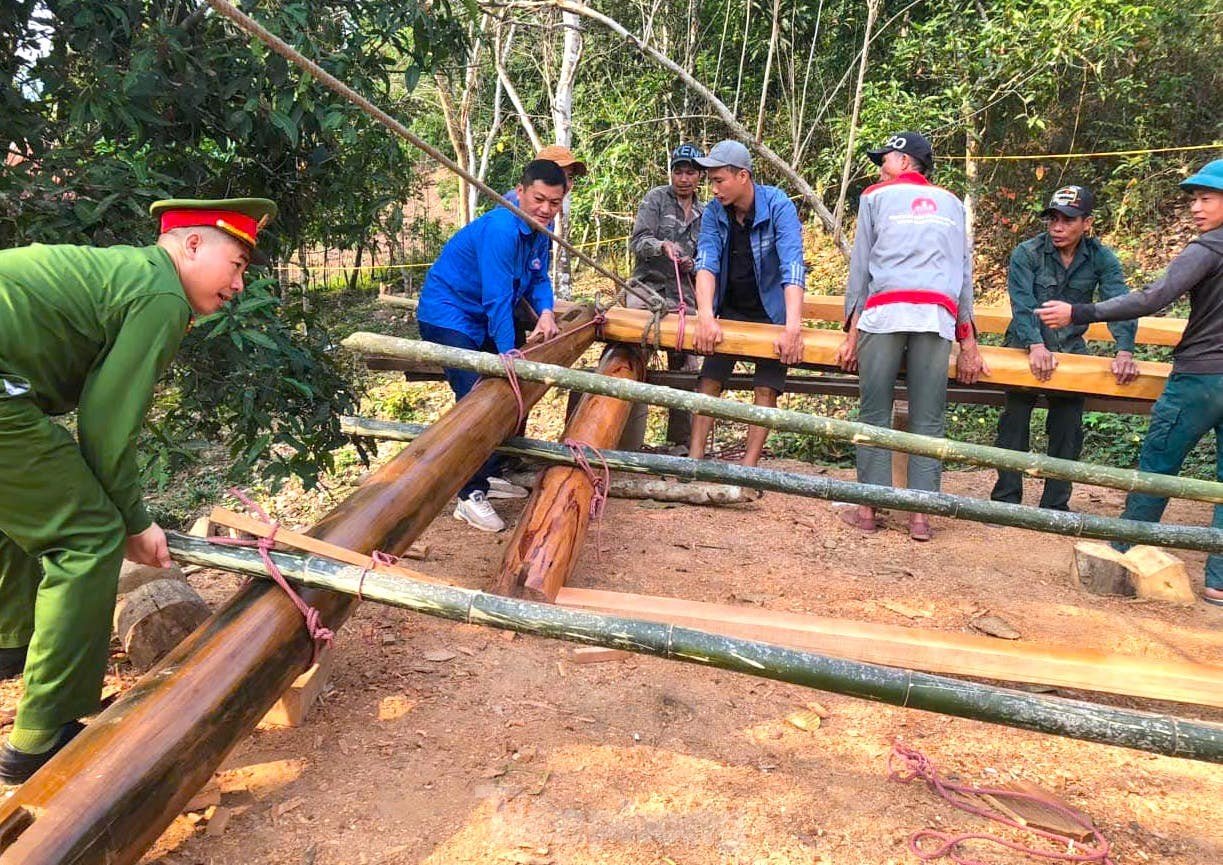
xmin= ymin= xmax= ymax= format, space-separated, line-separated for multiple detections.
xmin=499 ymin=349 xmax=527 ymax=429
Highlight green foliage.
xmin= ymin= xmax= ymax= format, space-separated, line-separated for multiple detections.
xmin=143 ymin=277 xmax=367 ymax=491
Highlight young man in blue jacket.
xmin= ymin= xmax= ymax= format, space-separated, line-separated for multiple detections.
xmin=417 ymin=159 xmax=566 ymax=532
xmin=688 ymin=140 xmax=807 ymax=467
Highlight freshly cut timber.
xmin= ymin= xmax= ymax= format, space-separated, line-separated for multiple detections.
xmin=164 ymin=534 xmax=1223 ymax=763
xmin=584 ymin=302 xmax=1169 ymax=400
xmin=0 ymin=308 xmax=596 ymax=865
xmin=113 ymin=579 xmax=211 ymax=670
xmin=338 ymin=336 xmax=1223 ymax=506
xmin=494 ymin=344 xmax=645 ymax=601
xmin=800 ymin=294 xmax=1186 ymax=347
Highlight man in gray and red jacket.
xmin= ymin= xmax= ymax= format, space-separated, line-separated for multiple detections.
xmin=836 ymin=131 xmax=986 ymax=540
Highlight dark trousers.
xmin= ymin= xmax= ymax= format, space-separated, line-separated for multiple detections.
xmin=1113 ymin=372 xmax=1223 ymax=591
xmin=417 ymin=321 xmax=501 ymax=500
xmin=990 ymin=390 xmax=1085 ymax=511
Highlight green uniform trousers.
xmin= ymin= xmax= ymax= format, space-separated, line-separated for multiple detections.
xmin=0 ymin=395 xmax=126 ymax=730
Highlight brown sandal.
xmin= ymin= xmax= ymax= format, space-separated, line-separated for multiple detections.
xmin=908 ymin=516 xmax=933 ymax=542
xmin=838 ymin=508 xmax=878 ymax=534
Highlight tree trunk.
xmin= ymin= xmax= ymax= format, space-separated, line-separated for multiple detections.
xmin=754 ymin=0 xmax=782 ymax=142
xmin=494 ymin=344 xmax=644 ymax=601
xmin=550 ymin=10 xmax=584 ymax=300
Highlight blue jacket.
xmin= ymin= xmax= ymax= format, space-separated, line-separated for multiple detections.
xmin=693 ymin=184 xmax=806 ymax=324
xmin=418 ymin=206 xmax=553 ymax=353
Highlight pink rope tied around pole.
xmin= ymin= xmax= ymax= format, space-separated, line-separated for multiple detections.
xmin=888 ymin=743 xmax=1114 ymax=865
xmin=355 ymin=550 xmax=400 ymax=602
xmin=208 ymin=488 xmax=334 ymax=664
xmin=672 ymin=255 xmax=689 ymax=351
xmin=564 ymin=438 xmax=611 ymax=557
xmin=499 ymin=348 xmax=526 ymax=429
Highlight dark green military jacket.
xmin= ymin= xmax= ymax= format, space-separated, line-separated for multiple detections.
xmin=0 ymin=244 xmax=192 ymax=533
xmin=1004 ymin=233 xmax=1137 ymax=354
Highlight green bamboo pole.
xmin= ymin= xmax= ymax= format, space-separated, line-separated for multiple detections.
xmin=343 ymin=333 xmax=1223 ymax=505
xmin=340 ymin=416 xmax=1223 ymax=555
xmin=165 ymin=533 xmax=1223 ymax=764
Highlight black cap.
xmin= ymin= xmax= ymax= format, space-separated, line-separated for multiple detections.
xmin=670 ymin=143 xmax=705 ymax=169
xmin=1040 ymin=185 xmax=1095 ymax=218
xmin=867 ymin=132 xmax=934 ymax=171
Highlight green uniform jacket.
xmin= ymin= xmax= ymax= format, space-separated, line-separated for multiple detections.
xmin=1003 ymin=233 xmax=1137 ymax=354
xmin=0 ymin=244 xmax=192 ymax=535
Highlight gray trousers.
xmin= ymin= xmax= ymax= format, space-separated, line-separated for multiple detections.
xmin=856 ymin=330 xmax=952 ymax=492
xmin=620 ymin=350 xmax=701 ymax=449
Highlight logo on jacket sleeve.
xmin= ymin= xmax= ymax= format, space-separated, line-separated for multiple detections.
xmin=530 ymin=258 xmax=542 ymax=271
xmin=911 ymin=197 xmax=938 ymax=216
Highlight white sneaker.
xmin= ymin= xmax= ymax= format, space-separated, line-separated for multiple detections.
xmin=486 ymin=475 xmax=530 ymax=499
xmin=453 ymin=490 xmax=505 ymax=532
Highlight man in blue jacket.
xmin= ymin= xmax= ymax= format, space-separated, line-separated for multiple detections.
xmin=688 ymin=140 xmax=806 ymax=466
xmin=418 ymin=159 xmax=566 ymax=532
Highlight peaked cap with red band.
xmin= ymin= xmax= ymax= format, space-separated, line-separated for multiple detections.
xmin=149 ymin=197 xmax=277 ymax=263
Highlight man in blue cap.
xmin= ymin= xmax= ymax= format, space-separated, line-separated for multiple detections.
xmin=688 ymin=139 xmax=807 ymax=467
xmin=991 ymin=185 xmax=1138 ymax=512
xmin=622 ymin=143 xmax=706 ymax=451
xmin=418 ymin=159 xmax=567 ymax=533
xmin=1038 ymin=158 xmax=1223 ymax=605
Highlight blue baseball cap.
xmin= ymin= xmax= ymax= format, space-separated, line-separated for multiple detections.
xmin=696 ymin=140 xmax=753 ymax=172
xmin=1180 ymin=159 xmax=1223 ymax=193
xmin=670 ymin=143 xmax=704 ymax=169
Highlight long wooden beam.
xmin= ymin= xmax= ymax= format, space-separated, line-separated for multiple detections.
xmin=801 ymin=294 xmax=1186 ymax=347
xmin=0 ymin=309 xmax=597 ymax=865
xmin=555 ymin=587 xmax=1223 ymax=709
xmin=493 ymin=345 xmax=646 ymax=601
xmin=586 ymin=303 xmax=1170 ymax=401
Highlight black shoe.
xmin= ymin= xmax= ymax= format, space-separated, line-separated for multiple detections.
xmin=0 ymin=646 xmax=27 ymax=681
xmin=0 ymin=720 xmax=86 ymax=785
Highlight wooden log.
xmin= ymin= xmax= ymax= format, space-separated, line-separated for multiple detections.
xmin=1124 ymin=546 xmax=1197 ymax=605
xmin=493 ymin=344 xmax=646 ymax=601
xmin=113 ymin=579 xmax=211 ymax=670
xmin=341 ymin=417 xmax=1223 ymax=555
xmin=0 ymin=307 xmax=597 ymax=865
xmin=1071 ymin=542 xmax=1136 ymax=597
xmin=164 ymin=534 xmax=1223 ymax=763
xmin=340 ymin=335 xmax=1223 ymax=505
xmin=503 ymin=469 xmax=761 ymax=507
xmin=377 ymin=294 xmax=418 ymax=311
xmin=800 ymin=294 xmax=1186 ymax=347
xmin=585 ymin=303 xmax=1170 ymax=400
xmin=554 ymin=586 xmax=1223 ymax=710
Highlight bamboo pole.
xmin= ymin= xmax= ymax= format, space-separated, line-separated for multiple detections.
xmin=163 ymin=535 xmax=1223 ymax=764
xmin=0 ymin=311 xmax=597 ymax=865
xmin=586 ymin=303 xmax=1169 ymax=400
xmin=801 ymin=295 xmax=1186 ymax=347
xmin=494 ymin=344 xmax=646 ymax=600
xmin=341 ymin=334 xmax=1223 ymax=505
xmin=341 ymin=417 xmax=1223 ymax=554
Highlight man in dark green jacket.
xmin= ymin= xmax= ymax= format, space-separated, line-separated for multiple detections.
xmin=0 ymin=197 xmax=276 ymax=783
xmin=991 ymin=186 xmax=1138 ymax=511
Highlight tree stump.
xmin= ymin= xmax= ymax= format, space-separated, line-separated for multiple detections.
xmin=114 ymin=578 xmax=211 ymax=669
xmin=117 ymin=561 xmax=187 ymax=596
xmin=1124 ymin=546 xmax=1196 ymax=605
xmin=1071 ymin=542 xmax=1135 ymax=597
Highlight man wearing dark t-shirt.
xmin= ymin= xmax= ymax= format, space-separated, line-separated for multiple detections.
xmin=689 ymin=140 xmax=807 ymax=466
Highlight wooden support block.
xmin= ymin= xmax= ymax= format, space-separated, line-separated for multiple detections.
xmin=1123 ymin=546 xmax=1197 ymax=605
xmin=1071 ymin=542 xmax=1135 ymax=597
xmin=114 ymin=578 xmax=211 ymax=669
xmin=259 ymin=646 xmax=335 ymax=728
xmin=188 ymin=516 xmax=213 ymax=538
xmin=891 ymin=400 xmax=909 ymax=488
xmin=568 ymin=647 xmax=631 ymax=664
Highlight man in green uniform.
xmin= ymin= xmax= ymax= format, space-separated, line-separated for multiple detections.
xmin=0 ymin=197 xmax=276 ymax=783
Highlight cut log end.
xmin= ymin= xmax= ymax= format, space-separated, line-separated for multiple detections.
xmin=1071 ymin=542 xmax=1135 ymax=597
xmin=114 ymin=578 xmax=211 ymax=669
xmin=1071 ymin=542 xmax=1197 ymax=604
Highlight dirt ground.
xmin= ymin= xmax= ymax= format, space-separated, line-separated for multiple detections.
xmin=6 ymin=454 xmax=1200 ymax=865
